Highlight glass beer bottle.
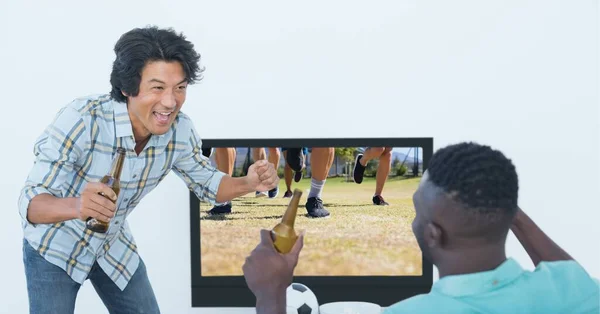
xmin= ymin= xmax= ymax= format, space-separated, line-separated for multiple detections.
xmin=271 ymin=189 xmax=302 ymax=253
xmin=86 ymin=147 xmax=126 ymax=233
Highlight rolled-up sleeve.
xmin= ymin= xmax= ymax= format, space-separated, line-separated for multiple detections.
xmin=172 ymin=123 xmax=226 ymax=205
xmin=18 ymin=106 xmax=86 ymax=225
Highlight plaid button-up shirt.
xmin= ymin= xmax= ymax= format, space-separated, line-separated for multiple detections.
xmin=18 ymin=94 xmax=224 ymax=290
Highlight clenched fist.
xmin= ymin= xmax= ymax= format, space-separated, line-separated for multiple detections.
xmin=246 ymin=159 xmax=279 ymax=192
xmin=76 ymin=182 xmax=117 ymax=223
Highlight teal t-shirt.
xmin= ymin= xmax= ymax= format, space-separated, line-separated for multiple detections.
xmin=384 ymin=258 xmax=599 ymax=314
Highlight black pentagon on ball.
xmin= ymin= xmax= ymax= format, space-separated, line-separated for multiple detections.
xmin=297 ymin=303 xmax=313 ymax=314
xmin=292 ymin=283 xmax=307 ymax=292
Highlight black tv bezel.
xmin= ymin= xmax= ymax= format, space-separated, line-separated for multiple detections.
xmin=190 ymin=137 xmax=434 ymax=307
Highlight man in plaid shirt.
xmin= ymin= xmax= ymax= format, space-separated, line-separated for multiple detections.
xmin=18 ymin=26 xmax=279 ymax=314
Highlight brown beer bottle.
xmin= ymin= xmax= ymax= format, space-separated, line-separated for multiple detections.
xmin=86 ymin=147 xmax=126 ymax=233
xmin=271 ymin=189 xmax=302 ymax=253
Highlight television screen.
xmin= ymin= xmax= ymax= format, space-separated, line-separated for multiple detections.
xmin=190 ymin=138 xmax=433 ymax=307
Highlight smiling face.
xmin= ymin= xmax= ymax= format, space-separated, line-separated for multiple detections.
xmin=124 ymin=60 xmax=188 ymax=141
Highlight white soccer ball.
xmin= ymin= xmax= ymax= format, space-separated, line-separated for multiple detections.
xmin=286 ymin=282 xmax=319 ymax=314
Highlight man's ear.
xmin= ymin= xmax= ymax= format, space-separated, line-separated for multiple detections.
xmin=121 ymin=90 xmax=128 ymax=97
xmin=424 ymin=222 xmax=443 ymax=249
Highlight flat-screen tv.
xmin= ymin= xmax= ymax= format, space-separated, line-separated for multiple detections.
xmin=190 ymin=138 xmax=433 ymax=307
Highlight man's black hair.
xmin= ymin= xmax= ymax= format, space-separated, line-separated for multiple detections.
xmin=109 ymin=25 xmax=203 ymax=103
xmin=427 ymin=142 xmax=519 ymax=216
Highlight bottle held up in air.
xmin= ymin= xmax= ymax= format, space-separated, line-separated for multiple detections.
xmin=271 ymin=189 xmax=302 ymax=253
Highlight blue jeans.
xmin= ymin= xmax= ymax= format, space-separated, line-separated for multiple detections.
xmin=22 ymin=239 xmax=160 ymax=314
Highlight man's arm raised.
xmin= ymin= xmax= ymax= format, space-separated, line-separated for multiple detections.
xmin=510 ymin=207 xmax=573 ymax=266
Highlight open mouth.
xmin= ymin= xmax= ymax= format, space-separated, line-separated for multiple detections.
xmin=153 ymin=111 xmax=172 ymax=124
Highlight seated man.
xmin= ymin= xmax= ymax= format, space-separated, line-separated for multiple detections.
xmin=242 ymin=142 xmax=599 ymax=314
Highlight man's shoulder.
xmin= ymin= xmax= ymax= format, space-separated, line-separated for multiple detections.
xmin=383 ymin=261 xmax=599 ymax=314
xmin=531 ymin=260 xmax=597 ymax=285
xmin=528 ymin=260 xmax=599 ymax=297
xmin=502 ymin=260 xmax=598 ymax=313
xmin=62 ymin=94 xmax=114 ymax=116
xmin=45 ymin=94 xmax=115 ymax=137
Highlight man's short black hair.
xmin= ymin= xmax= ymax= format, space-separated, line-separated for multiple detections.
xmin=427 ymin=142 xmax=519 ymax=217
xmin=109 ymin=25 xmax=203 ymax=103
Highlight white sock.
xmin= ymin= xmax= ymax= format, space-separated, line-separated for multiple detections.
xmin=308 ymin=178 xmax=325 ymax=199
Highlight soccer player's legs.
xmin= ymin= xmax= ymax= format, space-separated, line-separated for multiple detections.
xmin=282 ymin=147 xmax=307 ymax=182
xmin=305 ymin=147 xmax=334 ymax=218
xmin=282 ymin=151 xmax=294 ymax=198
xmin=208 ymin=147 xmax=236 ymax=215
xmin=353 ymin=147 xmax=385 ymax=184
xmin=216 ymin=148 xmax=236 ymax=175
xmin=352 ymin=146 xmax=392 ymax=205
xmin=297 ymin=148 xmax=308 ymax=182
xmin=266 ymin=147 xmax=281 ymax=198
xmin=373 ymin=147 xmax=392 ymax=206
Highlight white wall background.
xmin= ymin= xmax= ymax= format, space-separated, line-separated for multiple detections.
xmin=0 ymin=0 xmax=598 ymax=313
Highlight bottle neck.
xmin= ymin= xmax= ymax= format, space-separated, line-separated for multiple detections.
xmin=281 ymin=190 xmax=302 ymax=227
xmin=109 ymin=149 xmax=126 ymax=181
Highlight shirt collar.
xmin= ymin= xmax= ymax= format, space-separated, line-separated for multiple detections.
xmin=432 ymin=258 xmax=524 ymax=297
xmin=112 ymin=100 xmax=134 ymax=138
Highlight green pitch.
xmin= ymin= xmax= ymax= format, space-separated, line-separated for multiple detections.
xmin=199 ymin=176 xmax=423 ymax=277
